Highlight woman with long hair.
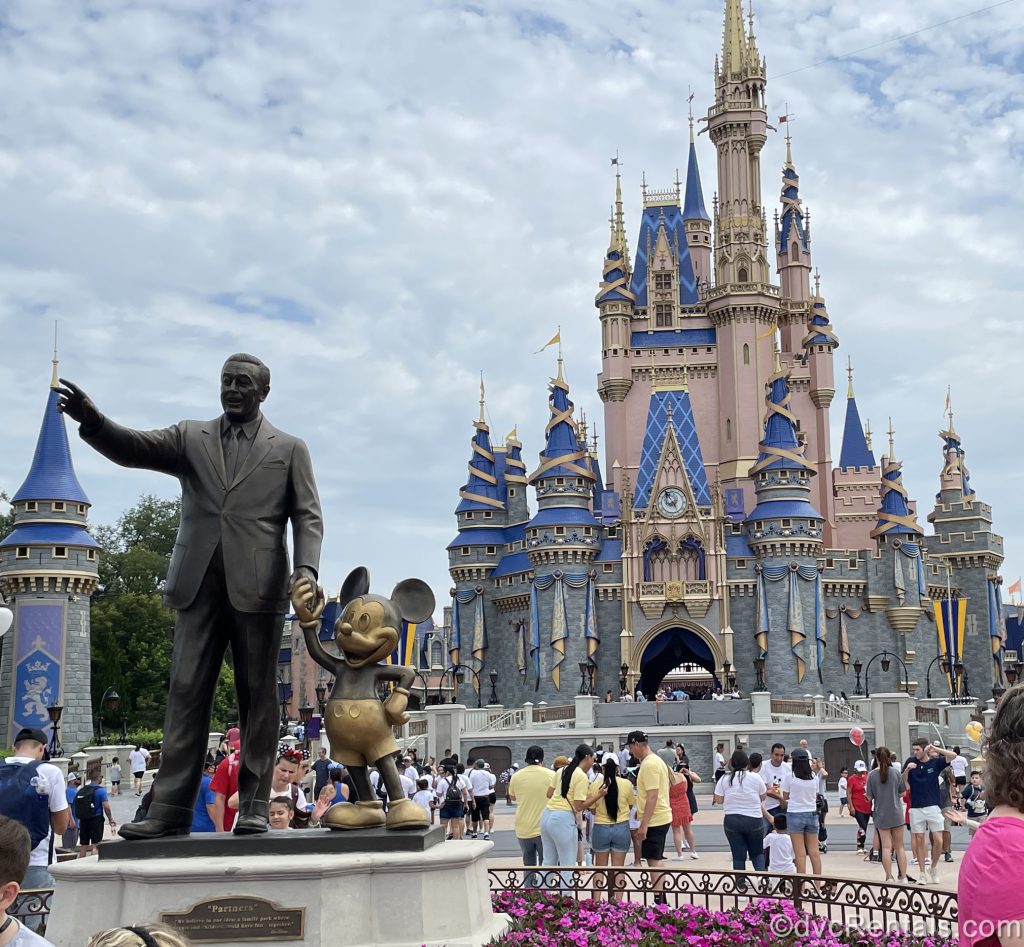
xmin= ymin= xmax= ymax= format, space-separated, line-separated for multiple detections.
xmin=541 ymin=744 xmax=606 ymax=888
xmin=436 ymin=763 xmax=467 ymax=840
xmin=781 ymin=748 xmax=822 ymax=877
xmin=865 ymin=745 xmax=910 ymax=882
xmin=590 ymin=754 xmax=635 ymax=900
xmin=713 ymin=748 xmax=767 ymax=887
xmin=959 ymin=684 xmax=1024 ymax=947
xmin=669 ymin=764 xmax=698 ymax=859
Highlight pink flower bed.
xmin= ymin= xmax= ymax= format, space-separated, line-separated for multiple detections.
xmin=488 ymin=890 xmax=956 ymax=947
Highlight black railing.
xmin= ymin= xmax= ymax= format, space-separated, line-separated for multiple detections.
xmin=487 ymin=867 xmax=957 ymax=938
xmin=11 ymin=888 xmax=52 ymax=930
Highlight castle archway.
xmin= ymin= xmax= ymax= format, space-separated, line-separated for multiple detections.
xmin=634 ymin=622 xmax=721 ymax=699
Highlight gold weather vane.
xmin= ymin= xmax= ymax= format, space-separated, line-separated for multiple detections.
xmin=479 ymin=372 xmax=486 ymax=423
xmin=864 ymin=418 xmax=873 ymax=452
xmin=50 ymin=321 xmax=60 ymax=389
xmin=813 ymin=267 xmax=821 ymax=297
xmin=778 ymin=103 xmax=795 ymax=162
xmin=887 ymin=417 xmax=896 ymax=460
xmin=945 ymin=385 xmax=956 ymax=432
xmin=847 ymin=355 xmax=854 ymax=398
xmin=688 ymin=88 xmax=695 ymax=141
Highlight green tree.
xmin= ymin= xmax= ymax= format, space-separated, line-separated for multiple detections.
xmin=0 ymin=491 xmax=15 ymax=540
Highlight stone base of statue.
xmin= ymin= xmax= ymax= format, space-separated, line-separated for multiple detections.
xmin=46 ymin=827 xmax=508 ymax=947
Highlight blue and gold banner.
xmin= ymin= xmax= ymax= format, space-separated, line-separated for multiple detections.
xmin=10 ymin=603 xmax=63 ymax=745
xmin=933 ymin=596 xmax=967 ymax=690
xmin=387 ymin=620 xmax=418 ymax=668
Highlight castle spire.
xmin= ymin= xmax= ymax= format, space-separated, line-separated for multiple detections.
xmin=937 ymin=388 xmax=976 ymax=502
xmin=837 ymin=360 xmax=874 ymax=470
xmin=50 ymin=322 xmax=60 ymax=390
xmin=870 ymin=419 xmax=923 ymax=539
xmin=456 ymin=386 xmax=505 ymax=513
xmin=528 ymin=359 xmax=595 ymax=486
xmin=596 ymin=162 xmax=637 ymax=306
xmin=722 ymin=0 xmax=749 ymax=78
xmin=682 ymin=129 xmax=710 ymax=223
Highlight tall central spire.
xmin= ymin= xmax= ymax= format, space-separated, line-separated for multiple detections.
xmin=722 ymin=0 xmax=749 ymax=78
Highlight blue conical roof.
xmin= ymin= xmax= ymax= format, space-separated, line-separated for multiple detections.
xmin=13 ymin=388 xmax=90 ymax=504
xmin=778 ymin=163 xmax=808 ymax=254
xmin=595 ymin=247 xmax=635 ymax=304
xmin=750 ymin=368 xmax=814 ymax=475
xmin=937 ymin=427 xmax=976 ymax=502
xmin=456 ymin=417 xmax=505 ymax=513
xmin=871 ymin=448 xmax=923 ymax=538
xmin=838 ymin=393 xmax=874 ymax=470
xmin=682 ymin=140 xmax=709 ymax=222
xmin=528 ymin=363 xmax=595 ymax=484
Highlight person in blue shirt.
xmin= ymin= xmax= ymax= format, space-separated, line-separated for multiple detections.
xmin=902 ymin=740 xmax=956 ymax=885
xmin=191 ymin=759 xmax=218 ymax=833
xmin=62 ymin=772 xmax=80 ymax=850
xmin=76 ymin=768 xmax=116 ymax=857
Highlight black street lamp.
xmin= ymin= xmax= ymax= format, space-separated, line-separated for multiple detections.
xmin=925 ymin=654 xmax=952 ymax=699
xmin=578 ymin=661 xmax=591 ymax=696
xmin=864 ymin=650 xmax=911 ymax=697
xmin=721 ymin=660 xmax=731 ymax=693
xmin=853 ymin=660 xmax=864 ymax=696
xmin=1006 ymin=660 xmax=1021 ymax=687
xmin=298 ymin=705 xmax=313 ymax=752
xmin=619 ymin=663 xmax=629 ymax=699
xmin=315 ymin=680 xmax=328 ymax=718
xmin=488 ymin=669 xmax=499 ymax=705
xmin=277 ymin=677 xmax=292 ymax=736
xmin=435 ymin=664 xmax=482 ymax=708
xmin=96 ymin=685 xmax=122 ymax=745
xmin=46 ymin=704 xmax=63 ymax=758
xmin=753 ymin=655 xmax=766 ymax=690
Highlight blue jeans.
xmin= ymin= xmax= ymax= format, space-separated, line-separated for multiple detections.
xmin=540 ymin=809 xmax=578 ymax=889
xmin=723 ymin=814 xmax=766 ymax=873
xmin=787 ymin=811 xmax=820 ymax=835
xmin=518 ymin=835 xmax=543 ymax=888
xmin=20 ymin=864 xmax=54 ymax=932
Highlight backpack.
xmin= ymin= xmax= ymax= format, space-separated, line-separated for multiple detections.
xmin=0 ymin=760 xmax=51 ymax=849
xmin=444 ymin=778 xmax=462 ymax=805
xmin=74 ymin=784 xmax=99 ymax=820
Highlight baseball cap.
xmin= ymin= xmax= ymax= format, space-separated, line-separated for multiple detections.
xmin=791 ymin=747 xmax=810 ymax=762
xmin=67 ymin=772 xmax=80 ymax=783
xmin=226 ymin=727 xmax=241 ymax=750
xmin=525 ymin=745 xmax=544 ymax=764
xmin=601 ymin=752 xmax=618 ymax=765
xmin=14 ymin=727 xmax=47 ymax=747
xmin=854 ymin=759 xmax=867 ymax=772
xmin=626 ymin=730 xmax=648 ymax=746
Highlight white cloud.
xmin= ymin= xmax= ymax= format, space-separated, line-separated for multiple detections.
xmin=1 ymin=0 xmax=1022 ymax=609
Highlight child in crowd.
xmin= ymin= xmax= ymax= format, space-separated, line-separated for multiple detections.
xmin=88 ymin=925 xmax=190 ymax=946
xmin=412 ymin=777 xmax=434 ymax=821
xmin=960 ymin=771 xmax=988 ymax=836
xmin=108 ymin=757 xmax=122 ymax=796
xmin=763 ymin=812 xmax=796 ymax=874
xmin=837 ymin=768 xmax=849 ymax=817
xmin=269 ymin=795 xmax=295 ymax=831
xmin=0 ymin=815 xmax=54 ymax=946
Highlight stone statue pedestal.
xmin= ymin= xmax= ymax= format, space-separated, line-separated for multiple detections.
xmin=47 ymin=828 xmax=507 ymax=947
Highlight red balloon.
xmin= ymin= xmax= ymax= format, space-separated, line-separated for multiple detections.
xmin=849 ymin=726 xmax=864 ymax=747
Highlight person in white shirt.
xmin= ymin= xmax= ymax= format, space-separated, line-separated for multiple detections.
xmin=761 ymin=743 xmax=792 ymax=827
xmin=713 ymin=749 xmax=767 ymax=885
xmin=763 ymin=813 xmax=796 ymax=874
xmin=838 ymin=768 xmax=849 ymax=817
xmin=411 ymin=778 xmax=433 ymax=820
xmin=403 ymin=757 xmax=420 ymax=785
xmin=949 ymin=746 xmax=969 ymax=800
xmin=781 ymin=748 xmax=822 ymax=876
xmin=1 ymin=728 xmax=69 ymax=934
xmin=468 ymin=760 xmax=495 ymax=839
xmin=128 ymin=745 xmax=151 ymax=796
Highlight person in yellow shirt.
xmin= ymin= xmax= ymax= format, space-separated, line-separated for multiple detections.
xmin=627 ymin=730 xmax=672 ymax=902
xmin=541 ymin=744 xmax=605 ymax=889
xmin=591 ymin=752 xmax=635 ymax=901
xmin=507 ymin=746 xmax=551 ymax=888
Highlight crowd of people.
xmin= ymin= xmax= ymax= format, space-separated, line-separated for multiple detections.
xmin=606 ymin=683 xmax=744 ymax=702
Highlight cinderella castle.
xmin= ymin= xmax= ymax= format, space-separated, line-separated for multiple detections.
xmin=446 ymin=0 xmax=1010 ymax=704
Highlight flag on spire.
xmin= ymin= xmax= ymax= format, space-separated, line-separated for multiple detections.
xmin=536 ymin=331 xmax=561 ymax=354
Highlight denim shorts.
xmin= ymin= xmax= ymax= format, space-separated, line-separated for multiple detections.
xmin=787 ymin=811 xmax=820 ymax=835
xmin=591 ymin=820 xmax=631 ymax=853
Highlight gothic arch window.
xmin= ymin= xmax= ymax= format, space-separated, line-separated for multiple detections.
xmin=791 ymin=241 xmax=800 ymax=260
xmin=738 ymin=266 xmax=749 ymax=283
xmin=726 ymin=418 xmax=732 ymax=441
xmin=742 ymin=343 xmax=750 ymax=365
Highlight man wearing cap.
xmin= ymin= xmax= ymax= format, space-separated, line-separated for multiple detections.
xmin=62 ymin=772 xmax=81 ymax=850
xmin=626 ymin=730 xmax=672 ymax=902
xmin=468 ymin=759 xmax=494 ymax=839
xmin=508 ymin=746 xmax=550 ymax=887
xmin=210 ymin=727 xmax=242 ymax=832
xmin=847 ymin=758 xmax=872 ymax=853
xmin=0 ymin=729 xmax=69 ymax=931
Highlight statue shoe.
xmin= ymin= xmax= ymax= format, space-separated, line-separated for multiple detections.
xmin=118 ymin=819 xmax=190 ymax=841
xmin=385 ymin=798 xmax=431 ymax=830
xmin=323 ymin=800 xmax=386 ymax=830
xmin=233 ymin=813 xmax=269 ymax=835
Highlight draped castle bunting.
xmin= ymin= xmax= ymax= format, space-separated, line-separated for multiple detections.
xmin=530 ymin=571 xmax=592 ymax=690
xmin=755 ymin=563 xmax=824 ymax=683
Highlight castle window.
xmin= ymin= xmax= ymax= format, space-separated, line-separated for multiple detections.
xmin=742 ymin=343 xmax=750 ymax=365
xmin=781 ymin=519 xmax=792 ymax=528
xmin=583 ymin=528 xmax=592 ymax=536
xmin=26 ymin=502 xmax=37 ymax=513
xmin=825 ymin=558 xmax=834 ymax=569
xmin=634 ymin=350 xmax=641 ymax=356
xmin=655 ymin=304 xmax=673 ymax=327
xmin=16 ymin=546 xmax=28 ymax=559
xmin=53 ymin=501 xmax=65 ymax=512
xmin=607 ymin=528 xmax=618 ymax=538
xmin=654 ymin=273 xmax=672 ymax=290
xmin=738 ymin=267 xmax=749 ymax=283
xmin=736 ymin=559 xmax=747 ymax=568
xmin=483 ymin=511 xmax=493 ymax=519
xmin=53 ymin=546 xmax=67 ymax=559
xmin=461 ymin=547 xmax=471 ymax=556
xmin=508 ymin=488 xmax=516 ymax=497
xmin=726 ymin=418 xmax=732 ymax=441
xmin=611 ymin=348 xmax=618 ymax=355
xmin=87 ymin=549 xmax=97 ymax=561
xmin=849 ymin=557 xmax=858 ymax=568
xmin=485 ymin=546 xmax=496 ymax=555
xmin=556 ymin=478 xmax=564 ymax=485
xmin=554 ymin=527 xmax=565 ymax=536
xmin=465 ymin=512 xmax=474 ymax=520
xmin=78 ymin=504 xmax=87 ymax=515
xmin=603 ymin=563 xmax=614 ymax=572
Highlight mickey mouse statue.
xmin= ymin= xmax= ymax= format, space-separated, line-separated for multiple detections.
xmin=291 ymin=567 xmax=434 ymax=830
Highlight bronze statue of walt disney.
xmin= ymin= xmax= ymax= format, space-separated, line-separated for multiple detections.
xmin=291 ymin=567 xmax=434 ymax=830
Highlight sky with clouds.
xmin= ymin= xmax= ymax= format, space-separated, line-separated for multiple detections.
xmin=1 ymin=0 xmax=1022 ymax=615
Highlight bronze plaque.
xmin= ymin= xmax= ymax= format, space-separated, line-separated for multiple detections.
xmin=161 ymin=896 xmax=304 ymax=942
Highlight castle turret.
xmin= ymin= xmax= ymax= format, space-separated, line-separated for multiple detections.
xmin=0 ymin=357 xmax=99 ymax=749
xmin=869 ymin=422 xmax=923 ymax=543
xmin=775 ymin=132 xmax=812 ymax=353
xmin=832 ymin=359 xmax=880 ymax=549
xmin=682 ymin=114 xmax=712 ymax=291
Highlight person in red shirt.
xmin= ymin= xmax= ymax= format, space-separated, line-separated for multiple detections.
xmin=846 ymin=759 xmax=872 ymax=853
xmin=210 ymin=728 xmax=241 ymax=832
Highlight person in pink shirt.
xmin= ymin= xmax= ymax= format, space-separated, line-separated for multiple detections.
xmin=958 ymin=684 xmax=1024 ymax=947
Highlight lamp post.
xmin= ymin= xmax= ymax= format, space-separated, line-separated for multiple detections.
xmin=315 ymin=680 xmax=328 ymax=718
xmin=96 ymin=686 xmax=122 ymax=745
xmin=578 ymin=661 xmax=591 ymax=696
xmin=488 ymin=669 xmax=499 ymax=705
xmin=721 ymin=660 xmax=731 ymax=693
xmin=435 ymin=664 xmax=482 ymax=708
xmin=853 ymin=660 xmax=864 ymax=697
xmin=619 ymin=663 xmax=629 ymax=699
xmin=864 ymin=650 xmax=911 ymax=698
xmin=298 ymin=705 xmax=313 ymax=753
xmin=753 ymin=655 xmax=766 ymax=690
xmin=1006 ymin=660 xmax=1021 ymax=687
xmin=277 ymin=677 xmax=292 ymax=737
xmin=925 ymin=654 xmax=952 ymax=699
xmin=46 ymin=704 xmax=63 ymax=758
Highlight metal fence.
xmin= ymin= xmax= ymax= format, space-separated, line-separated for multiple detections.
xmin=11 ymin=888 xmax=52 ymax=931
xmin=488 ymin=866 xmax=958 ymax=939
